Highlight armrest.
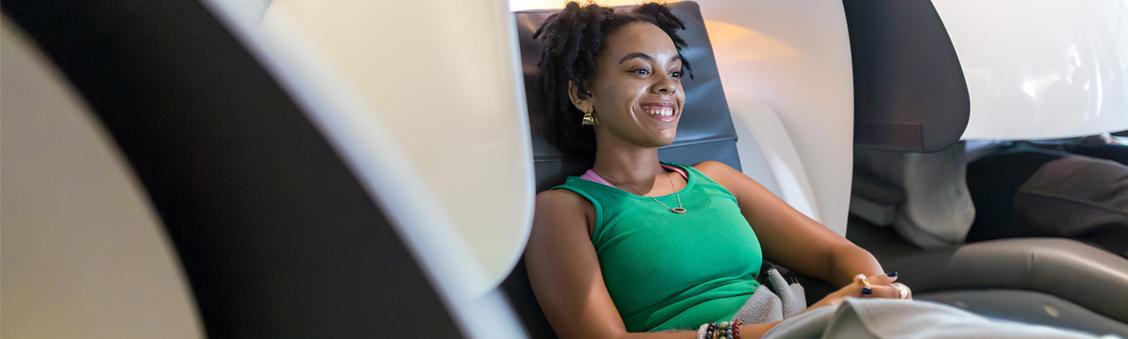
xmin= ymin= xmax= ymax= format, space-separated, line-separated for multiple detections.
xmin=883 ymin=238 xmax=1128 ymax=323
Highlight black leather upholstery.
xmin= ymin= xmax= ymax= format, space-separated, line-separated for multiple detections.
xmin=843 ymin=0 xmax=970 ymax=152
xmin=504 ymin=3 xmax=738 ymax=337
xmin=514 ymin=1 xmax=739 ymax=192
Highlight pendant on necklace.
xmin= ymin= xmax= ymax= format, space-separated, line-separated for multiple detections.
xmin=671 ymin=207 xmax=687 ymax=214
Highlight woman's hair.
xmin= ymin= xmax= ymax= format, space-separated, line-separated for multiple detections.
xmin=532 ymin=2 xmax=691 ymax=159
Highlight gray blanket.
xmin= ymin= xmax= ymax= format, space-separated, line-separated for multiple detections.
xmin=761 ymin=298 xmax=1119 ymax=339
xmin=726 ymin=268 xmax=1117 ymax=338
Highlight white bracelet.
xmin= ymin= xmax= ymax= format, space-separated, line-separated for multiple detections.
xmin=697 ymin=323 xmax=711 ymax=339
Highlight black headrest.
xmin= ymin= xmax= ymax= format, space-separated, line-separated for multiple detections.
xmin=844 ymin=0 xmax=971 ymax=152
xmin=515 ymin=1 xmax=739 ymax=191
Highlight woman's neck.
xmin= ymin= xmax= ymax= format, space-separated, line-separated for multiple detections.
xmin=590 ymin=136 xmax=665 ymax=188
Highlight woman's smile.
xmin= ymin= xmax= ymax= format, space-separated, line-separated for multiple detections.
xmin=639 ymin=102 xmax=677 ymax=123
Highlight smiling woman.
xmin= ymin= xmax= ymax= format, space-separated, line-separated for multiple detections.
xmin=522 ymin=2 xmax=902 ymax=338
xmin=532 ymin=2 xmax=692 ymax=159
xmin=580 ymin=22 xmax=686 ymax=149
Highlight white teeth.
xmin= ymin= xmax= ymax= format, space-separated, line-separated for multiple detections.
xmin=646 ymin=108 xmax=674 ymax=117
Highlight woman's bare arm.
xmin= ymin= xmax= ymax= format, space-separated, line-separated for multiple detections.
xmin=695 ymin=161 xmax=884 ymax=287
xmin=527 ymin=190 xmax=701 ymax=339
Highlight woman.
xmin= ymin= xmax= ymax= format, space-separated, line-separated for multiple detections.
xmin=523 ymin=2 xmax=909 ymax=338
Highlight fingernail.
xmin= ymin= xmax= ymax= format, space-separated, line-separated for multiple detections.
xmin=886 ymin=272 xmax=898 ymax=278
xmin=861 ymin=287 xmax=872 ymax=295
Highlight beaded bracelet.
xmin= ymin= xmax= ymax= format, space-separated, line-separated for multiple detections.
xmin=697 ymin=319 xmax=742 ymax=339
xmin=696 ymin=322 xmax=715 ymax=339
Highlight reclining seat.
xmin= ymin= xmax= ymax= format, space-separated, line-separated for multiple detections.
xmin=842 ymin=0 xmax=1128 ymax=335
xmin=503 ymin=2 xmax=829 ymax=337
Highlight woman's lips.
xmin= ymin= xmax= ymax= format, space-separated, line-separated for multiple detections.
xmin=640 ymin=102 xmax=676 ymax=122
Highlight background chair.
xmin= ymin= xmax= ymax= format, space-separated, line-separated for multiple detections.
xmin=843 ymin=0 xmax=1128 ymax=335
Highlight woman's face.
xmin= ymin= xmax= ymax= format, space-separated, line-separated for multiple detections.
xmin=581 ymin=22 xmax=685 ymax=148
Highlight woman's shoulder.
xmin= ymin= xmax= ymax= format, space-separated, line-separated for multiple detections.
xmin=690 ymin=160 xmax=739 ymax=179
xmin=689 ymin=160 xmax=735 ymax=171
xmin=536 ymin=188 xmax=587 ymax=208
xmin=686 ymin=160 xmax=745 ymax=192
xmin=535 ymin=188 xmax=597 ymax=234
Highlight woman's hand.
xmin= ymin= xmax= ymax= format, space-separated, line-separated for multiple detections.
xmin=808 ymin=273 xmax=912 ymax=310
xmin=856 ymin=272 xmax=913 ymax=300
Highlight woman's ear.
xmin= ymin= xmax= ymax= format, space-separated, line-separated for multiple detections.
xmin=568 ymin=80 xmax=591 ymax=112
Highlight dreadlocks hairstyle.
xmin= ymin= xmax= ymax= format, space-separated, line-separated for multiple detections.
xmin=532 ymin=1 xmax=692 ymax=160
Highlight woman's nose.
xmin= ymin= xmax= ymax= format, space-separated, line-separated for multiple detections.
xmin=652 ymin=77 xmax=676 ymax=94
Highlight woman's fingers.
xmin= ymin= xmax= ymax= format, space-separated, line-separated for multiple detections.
xmin=865 ymin=272 xmax=899 ymax=286
xmin=890 ymin=282 xmax=913 ymax=300
xmin=853 ymin=274 xmax=868 ymax=284
xmin=852 ymin=272 xmax=897 ymax=290
xmin=848 ymin=272 xmax=911 ymax=300
xmin=859 ymin=285 xmax=902 ymax=299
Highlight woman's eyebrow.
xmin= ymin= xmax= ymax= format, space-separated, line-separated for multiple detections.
xmin=618 ymin=52 xmax=682 ymax=65
xmin=618 ymin=52 xmax=654 ymax=64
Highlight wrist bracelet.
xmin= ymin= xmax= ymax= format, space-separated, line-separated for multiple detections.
xmin=697 ymin=323 xmax=711 ymax=339
xmin=700 ymin=319 xmax=742 ymax=339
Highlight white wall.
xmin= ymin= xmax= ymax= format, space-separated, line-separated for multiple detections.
xmin=938 ymin=0 xmax=1128 ymax=140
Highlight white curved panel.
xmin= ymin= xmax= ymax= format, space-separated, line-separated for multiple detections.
xmin=257 ymin=0 xmax=534 ymax=292
xmin=934 ymin=0 xmax=1128 ymax=140
xmin=508 ymin=0 xmax=855 ymax=232
xmin=1 ymin=21 xmax=204 ymax=339
xmin=728 ymin=98 xmax=826 ymax=232
xmin=702 ymin=0 xmax=853 ymax=231
xmin=202 ymin=1 xmax=530 ymax=337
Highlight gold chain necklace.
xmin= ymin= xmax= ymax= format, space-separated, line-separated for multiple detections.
xmin=619 ymin=172 xmax=687 ymax=214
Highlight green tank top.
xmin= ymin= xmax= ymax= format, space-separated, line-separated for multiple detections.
xmin=554 ymin=162 xmax=763 ymax=332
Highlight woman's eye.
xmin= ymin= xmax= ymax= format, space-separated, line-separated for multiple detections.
xmin=670 ymin=70 xmax=683 ymax=78
xmin=632 ymin=68 xmax=651 ymax=76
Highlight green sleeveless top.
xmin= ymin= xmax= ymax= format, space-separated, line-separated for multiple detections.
xmin=554 ymin=162 xmax=763 ymax=332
